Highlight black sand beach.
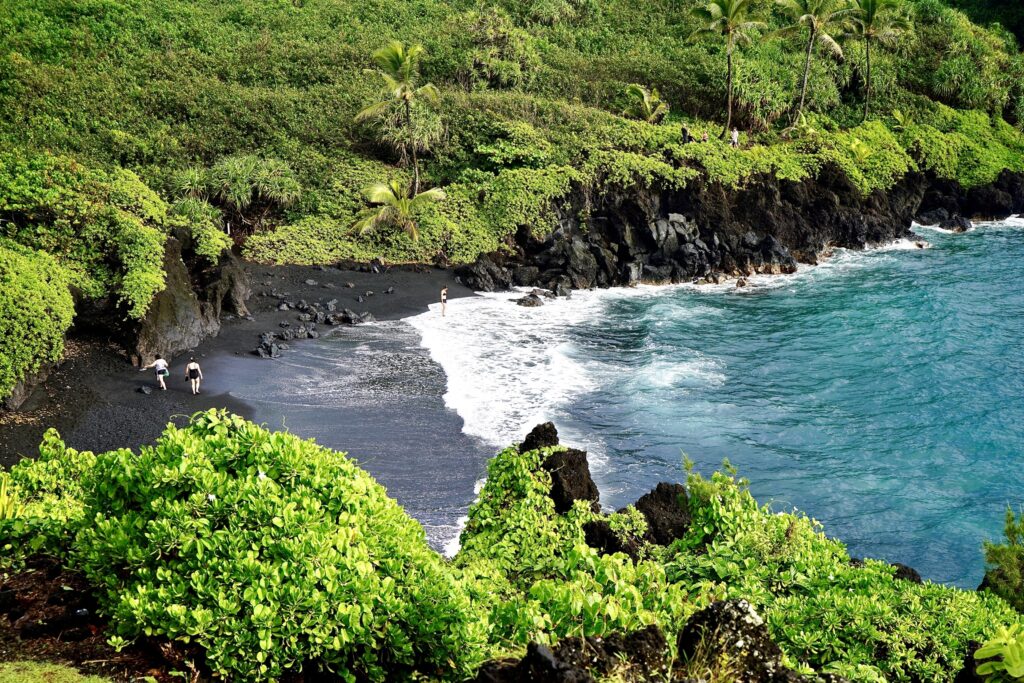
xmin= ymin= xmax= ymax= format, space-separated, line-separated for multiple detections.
xmin=0 ymin=263 xmax=474 ymax=469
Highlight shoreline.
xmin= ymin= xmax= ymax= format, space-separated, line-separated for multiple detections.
xmin=0 ymin=262 xmax=473 ymax=469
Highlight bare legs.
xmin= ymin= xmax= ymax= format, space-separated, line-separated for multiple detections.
xmin=190 ymin=378 xmax=201 ymax=394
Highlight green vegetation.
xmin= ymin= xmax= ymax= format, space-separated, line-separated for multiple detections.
xmin=976 ymin=625 xmax=1024 ymax=682
xmin=983 ymin=506 xmax=1024 ymax=613
xmin=0 ymin=662 xmax=110 ymax=683
xmin=0 ymin=239 xmax=74 ymax=400
xmin=1 ymin=411 xmax=1019 ymax=681
xmin=0 ymin=0 xmax=1023 ymax=400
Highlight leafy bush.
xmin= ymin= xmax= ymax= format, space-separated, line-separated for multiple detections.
xmin=0 ymin=151 xmax=167 ymax=317
xmin=663 ymin=467 xmax=1022 ymax=681
xmin=2 ymin=415 xmax=1023 ymax=681
xmin=0 ymin=429 xmax=95 ymax=570
xmin=64 ymin=410 xmax=487 ymax=681
xmin=0 ymin=240 xmax=74 ymax=400
xmin=975 ymin=624 xmax=1024 ymax=682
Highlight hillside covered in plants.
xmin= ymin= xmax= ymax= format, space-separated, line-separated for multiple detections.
xmin=1 ymin=411 xmax=1022 ymax=681
xmin=2 ymin=0 xmax=1024 ymax=400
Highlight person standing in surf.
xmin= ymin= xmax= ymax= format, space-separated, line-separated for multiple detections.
xmin=142 ymin=355 xmax=170 ymax=390
xmin=441 ymin=286 xmax=448 ymax=317
xmin=185 ymin=357 xmax=203 ymax=395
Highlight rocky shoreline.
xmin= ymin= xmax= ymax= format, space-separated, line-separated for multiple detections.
xmin=455 ymin=167 xmax=1024 ymax=296
xmin=3 ymin=165 xmax=1023 ymax=471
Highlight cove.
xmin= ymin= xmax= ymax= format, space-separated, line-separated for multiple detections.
xmin=413 ymin=218 xmax=1024 ymax=587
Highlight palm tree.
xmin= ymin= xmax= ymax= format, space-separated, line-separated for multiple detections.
xmin=356 ymin=42 xmax=440 ymax=195
xmin=691 ymin=0 xmax=766 ymax=139
xmin=776 ymin=0 xmax=855 ymax=121
xmin=622 ymin=84 xmax=670 ymax=123
xmin=848 ymin=0 xmax=908 ymax=120
xmin=353 ymin=180 xmax=445 ymax=242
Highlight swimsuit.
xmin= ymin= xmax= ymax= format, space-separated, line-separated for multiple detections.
xmin=188 ymin=366 xmax=200 ymax=380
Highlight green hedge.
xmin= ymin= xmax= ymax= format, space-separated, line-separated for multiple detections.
xmin=0 ymin=240 xmax=74 ymax=400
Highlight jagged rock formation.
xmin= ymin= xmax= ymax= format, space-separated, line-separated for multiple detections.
xmin=457 ymin=168 xmax=1024 ymax=295
xmin=132 ymin=237 xmax=251 ymax=365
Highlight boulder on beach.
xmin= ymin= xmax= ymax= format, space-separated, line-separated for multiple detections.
xmin=516 ymin=293 xmax=545 ymax=307
xmin=940 ymin=214 xmax=972 ymax=233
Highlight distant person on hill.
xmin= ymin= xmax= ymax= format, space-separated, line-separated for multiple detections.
xmin=141 ymin=355 xmax=170 ymax=390
xmin=731 ymin=127 xmax=740 ymax=148
xmin=701 ymin=131 xmax=709 ymax=143
xmin=185 ymin=357 xmax=203 ymax=395
xmin=440 ymin=286 xmax=448 ymax=317
xmin=681 ymin=125 xmax=691 ymax=144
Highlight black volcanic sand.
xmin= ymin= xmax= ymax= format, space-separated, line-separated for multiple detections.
xmin=0 ymin=265 xmax=484 ymax=529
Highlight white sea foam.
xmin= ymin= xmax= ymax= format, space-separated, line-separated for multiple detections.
xmin=404 ymin=233 xmax=941 ymax=460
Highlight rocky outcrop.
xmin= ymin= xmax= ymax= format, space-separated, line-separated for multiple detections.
xmin=3 ymin=364 xmax=54 ymax=411
xmin=458 ymin=164 xmax=929 ymax=293
xmin=457 ymin=167 xmax=1024 ymax=296
xmin=133 ymin=238 xmax=221 ymax=365
xmin=475 ymin=626 xmax=669 ymax=683
xmin=520 ymin=422 xmax=560 ymax=452
xmin=677 ymin=600 xmax=851 ymax=683
xmin=132 ymin=238 xmax=251 ymax=365
xmin=918 ymin=170 xmax=1024 ymax=223
xmin=628 ymin=482 xmax=691 ymax=546
xmin=542 ymin=449 xmax=600 ymax=514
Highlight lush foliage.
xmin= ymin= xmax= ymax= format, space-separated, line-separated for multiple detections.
xmin=0 ymin=239 xmax=74 ymax=400
xmin=0 ymin=0 xmax=1021 ymax=277
xmin=983 ymin=506 xmax=1024 ymax=613
xmin=1 ymin=413 xmax=1020 ymax=681
xmin=975 ymin=624 xmax=1024 ymax=682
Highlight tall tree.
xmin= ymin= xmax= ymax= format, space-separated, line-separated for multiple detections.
xmin=691 ymin=0 xmax=766 ymax=138
xmin=356 ymin=42 xmax=440 ymax=195
xmin=848 ymin=0 xmax=908 ymax=120
xmin=777 ymin=0 xmax=855 ymax=121
xmin=353 ymin=180 xmax=445 ymax=242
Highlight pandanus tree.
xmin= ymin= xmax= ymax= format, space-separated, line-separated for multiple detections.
xmin=622 ymin=84 xmax=670 ymax=123
xmin=848 ymin=0 xmax=908 ymax=120
xmin=356 ymin=42 xmax=440 ymax=196
xmin=776 ymin=0 xmax=855 ymax=121
xmin=690 ymin=0 xmax=766 ymax=138
xmin=353 ymin=180 xmax=445 ymax=242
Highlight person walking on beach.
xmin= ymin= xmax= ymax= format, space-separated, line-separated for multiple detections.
xmin=142 ymin=355 xmax=170 ymax=390
xmin=730 ymin=127 xmax=740 ymax=148
xmin=440 ymin=286 xmax=448 ymax=317
xmin=185 ymin=357 xmax=203 ymax=395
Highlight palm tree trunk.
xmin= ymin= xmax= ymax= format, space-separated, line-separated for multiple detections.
xmin=405 ymin=99 xmax=420 ymax=196
xmin=863 ymin=37 xmax=872 ymax=121
xmin=724 ymin=38 xmax=734 ymax=139
xmin=797 ymin=29 xmax=815 ymax=121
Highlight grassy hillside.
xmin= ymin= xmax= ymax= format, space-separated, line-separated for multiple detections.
xmin=0 ymin=0 xmax=1023 ymax=397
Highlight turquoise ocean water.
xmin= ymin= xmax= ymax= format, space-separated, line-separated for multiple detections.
xmin=411 ymin=218 xmax=1024 ymax=586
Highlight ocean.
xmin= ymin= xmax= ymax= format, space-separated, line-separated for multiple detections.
xmin=408 ymin=217 xmax=1024 ymax=587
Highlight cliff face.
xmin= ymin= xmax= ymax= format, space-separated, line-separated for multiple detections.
xmin=457 ymin=167 xmax=1024 ymax=293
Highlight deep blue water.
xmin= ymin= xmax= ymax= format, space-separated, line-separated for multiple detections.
xmin=554 ymin=222 xmax=1024 ymax=586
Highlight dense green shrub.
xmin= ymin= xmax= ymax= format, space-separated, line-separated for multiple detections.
xmin=69 ymin=410 xmax=487 ymax=681
xmin=663 ymin=467 xmax=1022 ymax=681
xmin=0 ymin=151 xmax=167 ymax=317
xmin=0 ymin=429 xmax=95 ymax=570
xmin=0 ymin=240 xmax=74 ymax=400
